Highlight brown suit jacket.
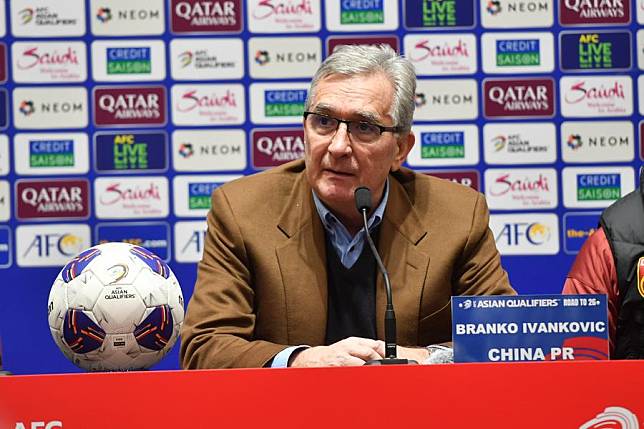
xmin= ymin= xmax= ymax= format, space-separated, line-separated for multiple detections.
xmin=180 ymin=160 xmax=514 ymax=368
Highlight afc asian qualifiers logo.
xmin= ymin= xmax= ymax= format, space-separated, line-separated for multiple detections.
xmin=252 ymin=128 xmax=304 ymax=169
xmin=93 ymin=86 xmax=166 ymax=127
xmin=11 ymin=0 xmax=86 ymax=37
xmin=560 ymin=31 xmax=631 ymax=71
xmin=16 ymin=179 xmax=90 ymax=220
xmin=424 ymin=170 xmax=480 ymax=190
xmin=170 ymin=38 xmax=243 ymax=81
xmin=327 ymin=36 xmax=400 ymax=54
xmin=560 ymin=0 xmax=630 ymax=25
xmin=404 ymin=0 xmax=475 ymax=29
xmin=247 ymin=0 xmax=321 ymax=33
xmin=484 ymin=78 xmax=555 ymax=118
xmin=170 ymin=0 xmax=243 ymax=33
xmin=579 ymin=407 xmax=639 ymax=429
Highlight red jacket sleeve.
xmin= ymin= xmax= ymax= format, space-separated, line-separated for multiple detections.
xmin=562 ymin=227 xmax=619 ymax=356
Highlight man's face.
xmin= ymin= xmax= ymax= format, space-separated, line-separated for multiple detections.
xmin=304 ymin=73 xmax=414 ymax=217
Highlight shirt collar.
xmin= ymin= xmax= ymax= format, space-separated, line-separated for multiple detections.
xmin=312 ymin=179 xmax=389 ymax=234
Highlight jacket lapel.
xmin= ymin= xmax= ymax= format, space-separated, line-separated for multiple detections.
xmin=376 ymin=177 xmax=430 ymax=344
xmin=275 ymin=172 xmax=328 ymax=346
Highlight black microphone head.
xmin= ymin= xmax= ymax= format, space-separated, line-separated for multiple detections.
xmin=354 ymin=187 xmax=372 ymax=213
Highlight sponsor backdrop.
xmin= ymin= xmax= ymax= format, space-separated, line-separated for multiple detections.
xmin=0 ymin=0 xmax=641 ymax=374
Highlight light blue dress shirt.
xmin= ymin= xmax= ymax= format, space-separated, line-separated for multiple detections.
xmin=270 ymin=181 xmax=389 ymax=368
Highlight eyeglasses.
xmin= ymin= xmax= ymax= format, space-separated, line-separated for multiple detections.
xmin=303 ymin=111 xmax=401 ymax=144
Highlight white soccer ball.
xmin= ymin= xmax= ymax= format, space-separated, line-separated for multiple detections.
xmin=47 ymin=242 xmax=184 ymax=371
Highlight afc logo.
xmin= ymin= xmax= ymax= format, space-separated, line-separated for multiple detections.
xmin=23 ymin=233 xmax=82 ymax=258
xmin=182 ymin=230 xmax=206 ymax=255
xmin=15 ymin=422 xmax=62 ymax=429
xmin=495 ymin=222 xmax=550 ymax=246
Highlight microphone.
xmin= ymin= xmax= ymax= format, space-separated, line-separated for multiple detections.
xmin=354 ymin=186 xmax=417 ymax=365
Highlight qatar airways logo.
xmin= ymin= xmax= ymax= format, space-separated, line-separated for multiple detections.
xmin=12 ymin=42 xmax=86 ymax=83
xmin=484 ymin=78 xmax=554 ymax=118
xmin=485 ymin=168 xmax=558 ymax=209
xmin=560 ymin=0 xmax=629 ymax=24
xmin=172 ymin=84 xmax=244 ymax=125
xmin=94 ymin=86 xmax=166 ymax=127
xmin=95 ymin=177 xmax=169 ymax=219
xmin=171 ymin=0 xmax=242 ymax=33
xmin=252 ymin=128 xmax=304 ymax=168
xmin=560 ymin=76 xmax=632 ymax=117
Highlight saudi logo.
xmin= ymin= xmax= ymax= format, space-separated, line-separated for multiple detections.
xmin=487 ymin=0 xmax=502 ymax=14
xmin=19 ymin=8 xmax=34 ymax=24
xmin=567 ymin=134 xmax=582 ymax=150
xmin=492 ymin=135 xmax=507 ymax=151
xmin=178 ymin=51 xmax=193 ymax=68
xmin=178 ymin=143 xmax=194 ymax=158
xmin=415 ymin=93 xmax=427 ymax=108
xmin=19 ymin=100 xmax=35 ymax=116
xmin=527 ymin=223 xmax=550 ymax=245
xmin=255 ymin=50 xmax=270 ymax=65
xmin=96 ymin=7 xmax=112 ymax=23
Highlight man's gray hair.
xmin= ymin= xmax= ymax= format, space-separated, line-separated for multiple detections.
xmin=304 ymin=44 xmax=417 ymax=134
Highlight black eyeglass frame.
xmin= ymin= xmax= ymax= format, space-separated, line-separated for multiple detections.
xmin=303 ymin=111 xmax=402 ymax=137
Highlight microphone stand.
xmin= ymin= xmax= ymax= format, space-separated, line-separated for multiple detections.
xmin=355 ymin=187 xmax=417 ymax=365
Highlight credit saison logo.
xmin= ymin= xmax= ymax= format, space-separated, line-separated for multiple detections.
xmin=16 ymin=179 xmax=89 ymax=220
xmin=420 ymin=131 xmax=464 ymax=158
xmin=484 ymin=79 xmax=554 ymax=117
xmin=94 ymin=86 xmax=166 ymax=126
xmin=171 ymin=0 xmax=242 ymax=32
xmin=577 ymin=173 xmax=620 ymax=201
xmin=95 ymin=132 xmax=167 ymax=172
xmin=29 ymin=139 xmax=74 ymax=167
xmin=496 ymin=39 xmax=540 ymax=66
xmin=106 ymin=47 xmax=151 ymax=75
xmin=560 ymin=0 xmax=629 ymax=24
xmin=341 ymin=0 xmax=384 ymax=24
xmin=421 ymin=0 xmax=457 ymax=26
xmin=264 ymin=89 xmax=306 ymax=117
xmin=188 ymin=182 xmax=219 ymax=209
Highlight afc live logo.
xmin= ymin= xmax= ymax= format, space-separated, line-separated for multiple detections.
xmin=559 ymin=32 xmax=631 ymax=71
xmin=404 ymin=0 xmax=476 ymax=29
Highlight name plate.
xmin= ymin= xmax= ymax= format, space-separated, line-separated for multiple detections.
xmin=452 ymin=294 xmax=609 ymax=363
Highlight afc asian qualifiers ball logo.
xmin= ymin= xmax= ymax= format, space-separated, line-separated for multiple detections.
xmin=580 ymin=407 xmax=639 ymax=429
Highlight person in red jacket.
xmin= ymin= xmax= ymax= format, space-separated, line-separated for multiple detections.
xmin=563 ymin=227 xmax=619 ymax=354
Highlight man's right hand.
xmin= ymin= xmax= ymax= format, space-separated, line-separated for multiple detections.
xmin=289 ymin=337 xmax=384 ymax=367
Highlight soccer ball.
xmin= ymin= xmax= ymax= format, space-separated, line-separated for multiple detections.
xmin=47 ymin=242 xmax=184 ymax=371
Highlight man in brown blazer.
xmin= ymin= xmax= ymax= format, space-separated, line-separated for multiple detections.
xmin=180 ymin=44 xmax=514 ymax=369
